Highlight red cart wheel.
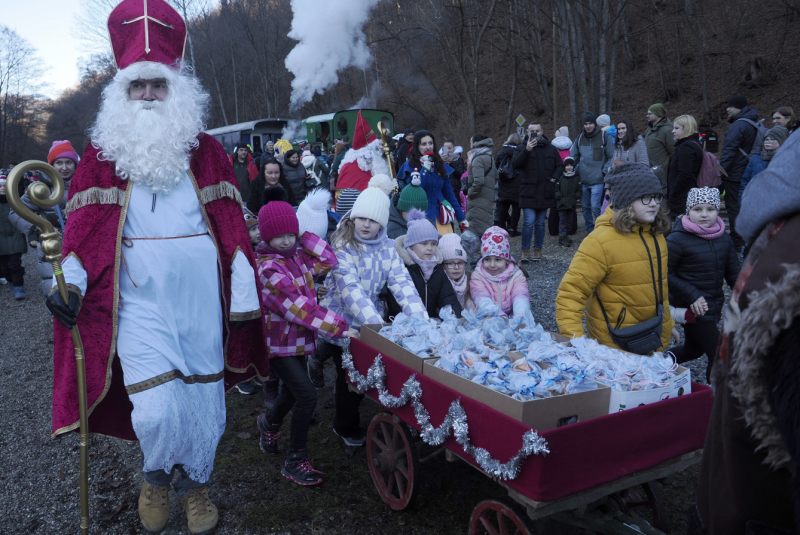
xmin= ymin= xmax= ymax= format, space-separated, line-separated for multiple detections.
xmin=609 ymin=481 xmax=670 ymax=531
xmin=366 ymin=413 xmax=419 ymax=510
xmin=469 ymin=498 xmax=534 ymax=535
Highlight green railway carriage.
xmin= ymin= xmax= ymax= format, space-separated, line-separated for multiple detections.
xmin=303 ymin=109 xmax=394 ymax=147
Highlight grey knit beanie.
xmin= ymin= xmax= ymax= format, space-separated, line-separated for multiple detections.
xmin=606 ymin=162 xmax=663 ymax=211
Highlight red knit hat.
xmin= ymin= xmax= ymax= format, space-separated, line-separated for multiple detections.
xmin=258 ymin=201 xmax=299 ymax=243
xmin=48 ymin=140 xmax=79 ymax=165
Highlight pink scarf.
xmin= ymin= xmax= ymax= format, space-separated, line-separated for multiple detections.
xmin=447 ymin=273 xmax=468 ymax=306
xmin=681 ymin=215 xmax=725 ymax=240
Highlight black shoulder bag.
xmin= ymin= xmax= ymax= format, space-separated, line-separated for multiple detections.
xmin=596 ymin=228 xmax=665 ymax=355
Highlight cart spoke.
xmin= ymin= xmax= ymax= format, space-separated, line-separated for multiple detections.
xmin=372 ymin=435 xmax=388 ymax=452
xmin=391 ymin=425 xmax=400 ymax=451
xmin=380 ymin=422 xmax=392 ymax=447
xmin=497 ymin=510 xmax=509 ymax=535
xmin=479 ymin=515 xmax=501 ymax=535
xmin=396 ymin=459 xmax=409 ymax=478
xmin=385 ymin=469 xmax=395 ymax=495
xmin=394 ymin=471 xmax=405 ymax=497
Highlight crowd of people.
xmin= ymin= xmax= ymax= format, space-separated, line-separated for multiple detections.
xmin=2 ymin=1 xmax=800 ymax=533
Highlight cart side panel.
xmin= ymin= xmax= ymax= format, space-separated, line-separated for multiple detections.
xmin=349 ymin=339 xmax=713 ymax=502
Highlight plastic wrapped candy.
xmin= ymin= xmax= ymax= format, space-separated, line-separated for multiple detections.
xmin=475 ymin=299 xmax=501 ymax=319
xmin=401 ymin=335 xmax=432 ymax=356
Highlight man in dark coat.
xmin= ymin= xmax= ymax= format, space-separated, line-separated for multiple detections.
xmin=512 ymin=121 xmax=564 ymax=262
xmin=720 ymin=94 xmax=760 ymax=250
xmin=690 ymin=132 xmax=800 ymax=535
xmin=394 ymin=128 xmax=414 ymax=171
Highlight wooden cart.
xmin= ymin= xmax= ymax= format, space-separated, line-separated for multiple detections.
xmin=348 ymin=339 xmax=713 ymax=534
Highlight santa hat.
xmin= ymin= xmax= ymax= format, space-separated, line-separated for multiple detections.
xmin=243 ymin=209 xmax=259 ymax=230
xmin=352 ymin=110 xmax=377 ymax=151
xmin=48 ymin=140 xmax=79 ymax=165
xmin=297 ymin=188 xmax=331 ymax=239
xmin=350 ymin=175 xmax=391 ymax=228
xmin=481 ymin=226 xmax=512 ymax=261
xmin=107 ymin=0 xmax=187 ymax=70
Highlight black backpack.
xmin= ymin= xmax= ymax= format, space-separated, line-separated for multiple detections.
xmin=497 ymin=152 xmax=514 ymax=181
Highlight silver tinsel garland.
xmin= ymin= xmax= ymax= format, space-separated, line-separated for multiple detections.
xmin=342 ymin=344 xmax=550 ymax=481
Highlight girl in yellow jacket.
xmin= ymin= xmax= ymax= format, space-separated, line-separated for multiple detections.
xmin=556 ymin=162 xmax=678 ymax=352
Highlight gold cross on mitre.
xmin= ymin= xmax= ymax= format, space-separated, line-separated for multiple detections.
xmin=122 ymin=0 xmax=174 ymax=54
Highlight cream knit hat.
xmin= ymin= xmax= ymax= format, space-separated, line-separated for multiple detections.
xmin=350 ymin=175 xmax=391 ymax=227
xmin=297 ymin=188 xmax=331 ymax=239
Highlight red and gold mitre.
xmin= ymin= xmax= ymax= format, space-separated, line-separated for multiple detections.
xmin=108 ymin=0 xmax=186 ymax=70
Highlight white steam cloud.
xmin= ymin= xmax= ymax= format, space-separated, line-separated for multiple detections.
xmin=281 ymin=119 xmax=305 ymax=142
xmin=285 ymin=0 xmax=382 ymax=111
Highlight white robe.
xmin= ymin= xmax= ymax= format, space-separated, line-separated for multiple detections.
xmin=58 ymin=173 xmax=259 ymax=483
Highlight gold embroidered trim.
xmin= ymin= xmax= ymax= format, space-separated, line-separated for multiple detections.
xmin=125 ymin=369 xmax=225 ymax=395
xmin=64 ymin=251 xmax=84 ymax=269
xmin=230 ymin=309 xmax=261 ymax=321
xmin=199 ymin=181 xmax=242 ymax=206
xmin=65 ymin=187 xmax=126 ymax=214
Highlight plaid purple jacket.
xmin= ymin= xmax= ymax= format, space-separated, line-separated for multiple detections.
xmin=257 ymin=233 xmax=348 ymax=357
xmin=320 ymin=227 xmax=427 ymax=347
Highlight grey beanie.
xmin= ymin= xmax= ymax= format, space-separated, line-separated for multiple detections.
xmin=606 ymin=162 xmax=663 ymax=210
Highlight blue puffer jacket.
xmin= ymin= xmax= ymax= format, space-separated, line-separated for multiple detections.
xmin=396 ymin=160 xmax=465 ymax=224
xmin=720 ymin=107 xmax=759 ymax=182
xmin=738 ymin=154 xmax=768 ymax=206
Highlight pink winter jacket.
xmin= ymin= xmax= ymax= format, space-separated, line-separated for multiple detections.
xmin=470 ymin=260 xmax=531 ymax=318
xmin=257 ymin=232 xmax=348 ymax=357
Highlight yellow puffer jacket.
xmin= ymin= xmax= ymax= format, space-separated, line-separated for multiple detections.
xmin=556 ymin=208 xmax=674 ymax=352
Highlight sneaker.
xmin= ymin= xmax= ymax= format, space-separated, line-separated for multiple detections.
xmin=235 ymin=380 xmax=255 ymax=395
xmin=532 ymin=248 xmax=542 ymax=261
xmin=282 ymin=450 xmax=324 ymax=486
xmin=257 ymin=413 xmax=281 ymax=455
xmin=307 ymin=357 xmax=325 ymax=389
xmin=508 ymin=230 xmax=521 ymax=237
xmin=263 ymin=378 xmax=279 ymax=409
xmin=138 ymin=480 xmax=170 ymax=533
xmin=333 ymin=427 xmax=366 ymax=447
xmin=252 ymin=376 xmax=264 ymax=387
xmin=12 ymin=285 xmax=25 ymax=300
xmin=181 ymin=487 xmax=218 ymax=535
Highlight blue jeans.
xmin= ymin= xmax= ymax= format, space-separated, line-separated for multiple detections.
xmin=582 ymin=184 xmax=605 ymax=233
xmin=143 ymin=465 xmax=203 ymax=498
xmin=521 ymin=208 xmax=548 ymax=250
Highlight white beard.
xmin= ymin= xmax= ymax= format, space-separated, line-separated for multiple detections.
xmin=340 ymin=139 xmax=390 ymax=177
xmin=90 ymin=63 xmax=210 ymax=194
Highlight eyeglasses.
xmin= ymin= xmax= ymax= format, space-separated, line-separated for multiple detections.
xmin=443 ymin=261 xmax=466 ymax=269
xmin=640 ymin=194 xmax=664 ymax=205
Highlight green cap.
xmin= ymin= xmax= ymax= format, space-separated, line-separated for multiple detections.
xmin=397 ymin=184 xmax=428 ymax=212
xmin=648 ymin=103 xmax=667 ymax=118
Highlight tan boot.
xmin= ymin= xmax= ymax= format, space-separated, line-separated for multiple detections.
xmin=138 ymin=480 xmax=170 ymax=533
xmin=182 ymin=487 xmax=219 ymax=534
xmin=532 ymin=248 xmax=542 ymax=261
xmin=520 ymin=249 xmax=531 ymax=263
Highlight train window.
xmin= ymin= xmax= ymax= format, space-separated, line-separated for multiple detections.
xmin=337 ymin=117 xmax=348 ymax=136
xmin=252 ymin=135 xmax=261 ymax=153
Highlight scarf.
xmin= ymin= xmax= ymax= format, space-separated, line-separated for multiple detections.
xmin=406 ymin=248 xmax=441 ymax=281
xmin=563 ymin=171 xmax=576 ymax=177
xmin=681 ymin=215 xmax=726 ymax=240
xmin=469 ymin=147 xmax=492 ymax=163
xmin=761 ymin=148 xmax=777 ymax=162
xmin=447 ymin=272 xmax=468 ymax=305
xmin=256 ymin=241 xmax=299 ymax=258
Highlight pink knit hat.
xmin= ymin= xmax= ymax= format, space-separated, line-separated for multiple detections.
xmin=438 ymin=233 xmax=467 ymax=262
xmin=258 ymin=201 xmax=299 ymax=243
xmin=480 ymin=226 xmax=511 ymax=260
xmin=48 ymin=140 xmax=79 ymax=165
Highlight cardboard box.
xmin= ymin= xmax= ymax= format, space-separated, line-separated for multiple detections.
xmin=607 ymin=366 xmax=692 ymax=413
xmin=360 ymin=324 xmax=432 ymax=374
xmin=422 ymin=356 xmax=611 ymax=432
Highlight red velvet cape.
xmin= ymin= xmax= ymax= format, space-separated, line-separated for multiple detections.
xmin=53 ymin=133 xmax=269 ymax=441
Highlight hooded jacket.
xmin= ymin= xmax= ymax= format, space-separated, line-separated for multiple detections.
xmin=0 ymin=195 xmax=27 ymax=256
xmin=666 ymin=216 xmax=740 ymax=323
xmin=645 ymin=116 xmax=675 ymax=176
xmin=720 ymin=106 xmax=760 ymax=182
xmin=470 ymin=259 xmax=530 ymax=318
xmin=667 ymin=133 xmax=703 ymax=216
xmin=613 ymin=136 xmax=650 ymax=166
xmin=385 ymin=236 xmax=463 ymax=319
xmin=555 ymin=208 xmax=675 ymax=351
xmin=256 ymin=232 xmax=348 ymax=357
xmin=513 ymin=135 xmax=564 ymax=209
xmin=466 ymin=138 xmax=497 ymax=238
xmin=554 ymin=171 xmax=581 ymax=211
xmin=569 ymin=128 xmax=614 ymax=186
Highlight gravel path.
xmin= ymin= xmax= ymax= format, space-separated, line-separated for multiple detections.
xmin=0 ymin=216 xmax=716 ymax=534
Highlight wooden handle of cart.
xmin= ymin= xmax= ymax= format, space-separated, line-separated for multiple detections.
xmin=6 ymin=161 xmax=90 ymax=535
